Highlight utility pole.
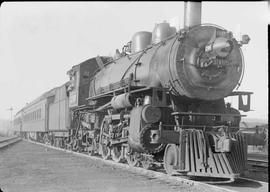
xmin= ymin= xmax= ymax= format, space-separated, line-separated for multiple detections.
xmin=6 ymin=107 xmax=13 ymax=135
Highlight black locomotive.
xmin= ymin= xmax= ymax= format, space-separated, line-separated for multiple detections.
xmin=14 ymin=2 xmax=252 ymax=182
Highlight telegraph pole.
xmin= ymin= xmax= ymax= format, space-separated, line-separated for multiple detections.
xmin=6 ymin=107 xmax=13 ymax=134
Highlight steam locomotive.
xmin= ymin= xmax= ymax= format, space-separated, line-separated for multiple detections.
xmin=13 ymin=2 xmax=252 ymax=182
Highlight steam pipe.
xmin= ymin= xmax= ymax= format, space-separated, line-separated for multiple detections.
xmin=184 ymin=1 xmax=202 ymax=28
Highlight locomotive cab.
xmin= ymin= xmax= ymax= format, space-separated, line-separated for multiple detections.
xmin=67 ymin=56 xmax=111 ymax=108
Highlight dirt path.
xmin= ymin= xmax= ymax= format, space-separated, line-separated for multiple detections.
xmin=0 ymin=141 xmax=196 ymax=192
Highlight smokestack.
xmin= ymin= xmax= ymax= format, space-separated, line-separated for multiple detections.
xmin=184 ymin=1 xmax=202 ymax=28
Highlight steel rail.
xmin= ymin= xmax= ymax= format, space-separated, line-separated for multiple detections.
xmin=0 ymin=136 xmax=21 ymax=149
xmin=247 ymin=159 xmax=268 ymax=168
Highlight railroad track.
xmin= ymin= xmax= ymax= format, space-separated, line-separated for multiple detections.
xmin=24 ymin=139 xmax=268 ymax=192
xmin=247 ymin=158 xmax=268 ymax=168
xmin=0 ymin=136 xmax=21 ymax=149
xmin=247 ymin=153 xmax=268 ymax=172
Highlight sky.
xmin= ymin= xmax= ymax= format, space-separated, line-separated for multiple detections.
xmin=0 ymin=1 xmax=268 ymax=121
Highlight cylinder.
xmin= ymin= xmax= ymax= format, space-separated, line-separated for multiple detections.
xmin=111 ymin=93 xmax=134 ymax=109
xmin=131 ymin=31 xmax=152 ymax=53
xmin=142 ymin=105 xmax=161 ymax=123
xmin=184 ymin=2 xmax=201 ymax=28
